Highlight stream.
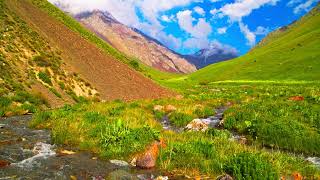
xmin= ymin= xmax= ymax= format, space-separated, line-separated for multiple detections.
xmin=160 ymin=106 xmax=320 ymax=169
xmin=0 ymin=116 xmax=166 ymax=180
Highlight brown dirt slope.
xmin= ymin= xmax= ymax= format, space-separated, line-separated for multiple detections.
xmin=6 ymin=0 xmax=173 ymax=101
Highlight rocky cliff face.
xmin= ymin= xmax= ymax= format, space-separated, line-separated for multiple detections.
xmin=75 ymin=11 xmax=197 ymax=73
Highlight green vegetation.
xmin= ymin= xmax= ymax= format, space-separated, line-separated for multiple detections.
xmin=31 ymin=82 xmax=320 ymax=178
xmin=38 ymin=71 xmax=52 ymax=85
xmin=2 ymin=0 xmax=320 ymax=179
xmin=224 ymin=152 xmax=279 ymax=179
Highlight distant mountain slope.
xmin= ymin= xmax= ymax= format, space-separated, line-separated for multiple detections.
xmin=74 ymin=10 xmax=196 ymax=74
xmin=183 ymin=47 xmax=238 ymax=69
xmin=187 ymin=4 xmax=320 ymax=82
xmin=3 ymin=0 xmax=173 ymax=103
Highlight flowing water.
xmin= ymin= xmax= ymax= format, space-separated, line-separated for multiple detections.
xmin=0 ymin=116 xmax=166 ymax=179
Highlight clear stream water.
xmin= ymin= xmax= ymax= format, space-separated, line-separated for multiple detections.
xmin=0 ymin=116 xmax=167 ymax=180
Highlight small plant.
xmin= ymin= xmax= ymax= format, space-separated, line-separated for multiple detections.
xmin=33 ymin=55 xmax=51 ymax=67
xmin=0 ymin=96 xmax=12 ymax=107
xmin=129 ymin=60 xmax=141 ymax=71
xmin=49 ymin=88 xmax=62 ymax=98
xmin=169 ymin=112 xmax=194 ymax=127
xmin=224 ymin=152 xmax=279 ymax=180
xmin=38 ymin=71 xmax=52 ymax=85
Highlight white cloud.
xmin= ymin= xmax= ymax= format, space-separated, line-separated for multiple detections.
xmin=287 ymin=0 xmax=303 ymax=7
xmin=207 ymin=40 xmax=238 ymax=56
xmin=255 ymin=26 xmax=269 ymax=35
xmin=219 ymin=0 xmax=280 ymax=21
xmin=217 ymin=27 xmax=227 ymax=34
xmin=194 ymin=6 xmax=205 ymax=16
xmin=177 ymin=10 xmax=212 ymax=38
xmin=239 ymin=22 xmax=256 ymax=46
xmin=161 ymin=15 xmax=175 ymax=22
xmin=209 ymin=0 xmax=278 ymax=46
xmin=183 ymin=37 xmax=210 ymax=49
xmin=293 ymin=0 xmax=319 ymax=14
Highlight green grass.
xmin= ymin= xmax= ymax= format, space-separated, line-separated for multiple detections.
xmin=30 ymin=82 xmax=320 ymax=178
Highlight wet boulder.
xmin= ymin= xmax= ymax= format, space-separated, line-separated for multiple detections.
xmin=164 ymin=105 xmax=177 ymax=112
xmin=153 ymin=105 xmax=164 ymax=111
xmin=136 ymin=140 xmax=166 ymax=169
xmin=185 ymin=119 xmax=209 ymax=132
xmin=217 ymin=174 xmax=233 ymax=180
xmin=0 ymin=160 xmax=11 ymax=168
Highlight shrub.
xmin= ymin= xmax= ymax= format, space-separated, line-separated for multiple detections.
xmin=129 ymin=60 xmax=141 ymax=71
xmin=38 ymin=71 xmax=52 ymax=85
xmin=30 ymin=111 xmax=51 ymax=127
xmin=0 ymin=96 xmax=12 ymax=107
xmin=224 ymin=152 xmax=279 ymax=180
xmin=49 ymin=88 xmax=62 ymax=98
xmin=33 ymin=55 xmax=51 ymax=67
xmin=169 ymin=112 xmax=194 ymax=127
xmin=159 ymin=138 xmax=219 ymax=173
xmin=100 ymin=119 xmax=160 ymax=158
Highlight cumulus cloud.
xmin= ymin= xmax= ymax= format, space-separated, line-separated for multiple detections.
xmin=177 ymin=10 xmax=212 ymax=38
xmin=239 ymin=22 xmax=256 ymax=46
xmin=255 ymin=26 xmax=269 ymax=35
xmin=209 ymin=0 xmax=278 ymax=46
xmin=217 ymin=27 xmax=227 ymax=34
xmin=207 ymin=40 xmax=238 ymax=56
xmin=292 ymin=0 xmax=319 ymax=14
xmin=219 ymin=0 xmax=280 ymax=21
xmin=161 ymin=15 xmax=175 ymax=22
xmin=194 ymin=6 xmax=205 ymax=16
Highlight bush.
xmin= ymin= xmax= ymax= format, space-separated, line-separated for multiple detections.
xmin=224 ymin=152 xmax=279 ymax=180
xmin=129 ymin=60 xmax=140 ymax=71
xmin=169 ymin=112 xmax=194 ymax=127
xmin=38 ymin=71 xmax=52 ymax=85
xmin=159 ymin=138 xmax=219 ymax=173
xmin=100 ymin=119 xmax=160 ymax=158
xmin=30 ymin=111 xmax=51 ymax=127
xmin=0 ymin=96 xmax=12 ymax=107
xmin=33 ymin=55 xmax=51 ymax=67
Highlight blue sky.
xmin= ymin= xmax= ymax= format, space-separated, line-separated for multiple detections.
xmin=51 ymin=0 xmax=319 ymax=55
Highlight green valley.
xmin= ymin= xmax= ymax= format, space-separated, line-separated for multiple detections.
xmin=1 ymin=0 xmax=320 ymax=179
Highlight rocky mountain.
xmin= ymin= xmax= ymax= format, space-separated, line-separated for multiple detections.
xmin=74 ymin=10 xmax=197 ymax=74
xmin=183 ymin=43 xmax=238 ymax=69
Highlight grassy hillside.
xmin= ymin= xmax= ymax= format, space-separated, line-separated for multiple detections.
xmin=178 ymin=4 xmax=320 ymax=84
xmin=0 ymin=0 xmax=100 ymax=116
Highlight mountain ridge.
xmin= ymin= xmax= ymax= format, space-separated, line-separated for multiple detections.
xmin=74 ymin=10 xmax=197 ymax=74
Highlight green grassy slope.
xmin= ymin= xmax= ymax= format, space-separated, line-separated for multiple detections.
xmin=184 ymin=4 xmax=320 ymax=83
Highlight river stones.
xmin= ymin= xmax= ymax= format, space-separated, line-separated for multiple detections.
xmin=0 ymin=159 xmax=11 ymax=168
xmin=185 ymin=119 xmax=209 ymax=132
xmin=136 ymin=140 xmax=166 ymax=169
xmin=110 ymin=160 xmax=129 ymax=167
